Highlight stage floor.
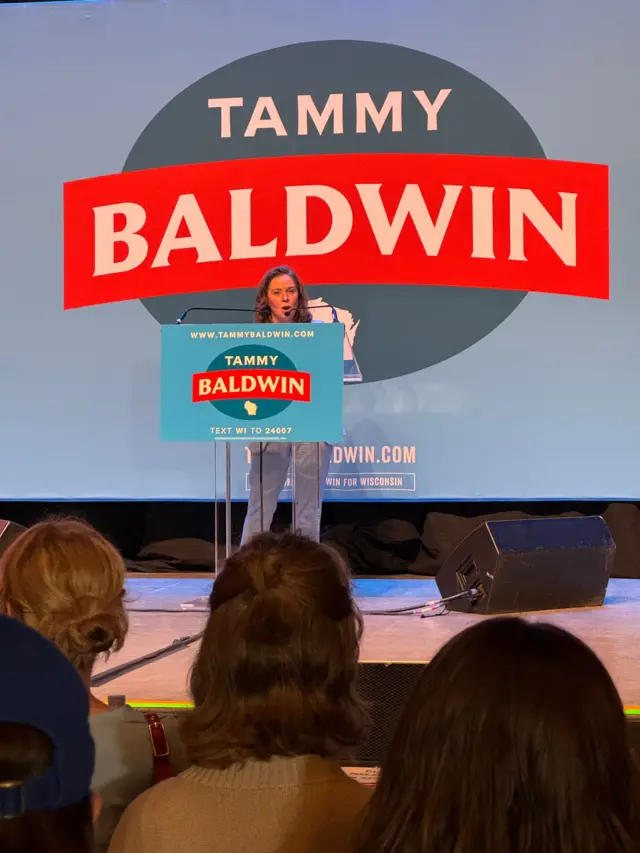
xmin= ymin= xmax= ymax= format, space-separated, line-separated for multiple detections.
xmin=93 ymin=577 xmax=640 ymax=713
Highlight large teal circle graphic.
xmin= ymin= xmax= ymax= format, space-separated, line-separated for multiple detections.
xmin=207 ymin=344 xmax=296 ymax=420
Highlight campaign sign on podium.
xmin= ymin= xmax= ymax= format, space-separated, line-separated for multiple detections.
xmin=161 ymin=323 xmax=344 ymax=442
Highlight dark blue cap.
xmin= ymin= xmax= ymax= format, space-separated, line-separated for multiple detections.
xmin=0 ymin=615 xmax=94 ymax=817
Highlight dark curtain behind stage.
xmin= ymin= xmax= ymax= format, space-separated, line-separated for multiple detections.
xmin=1 ymin=501 xmax=640 ymax=578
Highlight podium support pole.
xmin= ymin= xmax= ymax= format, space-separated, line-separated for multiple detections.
xmin=213 ymin=441 xmax=233 ymax=576
xmin=225 ymin=442 xmax=232 ymax=558
xmin=291 ymin=442 xmax=297 ymax=533
xmin=259 ymin=443 xmax=265 ymax=534
xmin=213 ymin=442 xmax=219 ymax=574
xmin=316 ymin=442 xmax=321 ymax=533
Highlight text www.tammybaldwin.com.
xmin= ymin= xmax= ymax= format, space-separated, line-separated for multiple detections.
xmin=190 ymin=329 xmax=314 ymax=339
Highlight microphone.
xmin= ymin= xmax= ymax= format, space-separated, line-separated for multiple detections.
xmin=308 ymin=304 xmax=340 ymax=322
xmin=284 ymin=306 xmax=338 ymax=321
xmin=175 ymin=306 xmax=254 ymax=324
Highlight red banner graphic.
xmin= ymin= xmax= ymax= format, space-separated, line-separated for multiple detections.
xmin=63 ymin=153 xmax=609 ymax=309
xmin=192 ymin=369 xmax=311 ymax=403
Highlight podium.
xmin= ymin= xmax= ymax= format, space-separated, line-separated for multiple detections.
xmin=161 ymin=322 xmax=361 ymax=569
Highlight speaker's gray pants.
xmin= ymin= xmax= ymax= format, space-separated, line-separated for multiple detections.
xmin=241 ymin=442 xmax=331 ymax=544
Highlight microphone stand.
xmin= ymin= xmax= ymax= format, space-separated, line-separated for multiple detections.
xmin=175 ymin=305 xmax=341 ymax=324
xmin=176 ymin=307 xmax=255 ymax=324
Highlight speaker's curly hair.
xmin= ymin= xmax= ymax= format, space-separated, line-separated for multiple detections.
xmin=254 ymin=265 xmax=312 ymax=324
xmin=0 ymin=517 xmax=127 ymax=673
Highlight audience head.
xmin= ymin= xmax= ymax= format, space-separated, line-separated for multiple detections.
xmin=356 ymin=617 xmax=639 ymax=853
xmin=0 ymin=614 xmax=96 ymax=853
xmin=182 ymin=532 xmax=367 ymax=768
xmin=0 ymin=517 xmax=127 ymax=675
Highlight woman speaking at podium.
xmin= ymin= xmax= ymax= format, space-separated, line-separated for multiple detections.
xmin=241 ymin=265 xmax=332 ymax=544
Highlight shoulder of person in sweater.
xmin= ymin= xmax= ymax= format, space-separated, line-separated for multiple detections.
xmin=106 ymin=780 xmax=160 ymax=853
xmin=108 ymin=762 xmax=371 ymax=853
xmin=107 ymin=766 xmax=371 ymax=847
xmin=107 ymin=773 xmax=195 ymax=853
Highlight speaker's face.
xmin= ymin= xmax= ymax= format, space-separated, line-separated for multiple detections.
xmin=266 ymin=276 xmax=299 ymax=323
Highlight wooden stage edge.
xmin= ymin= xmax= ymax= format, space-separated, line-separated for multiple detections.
xmin=92 ymin=575 xmax=640 ymax=710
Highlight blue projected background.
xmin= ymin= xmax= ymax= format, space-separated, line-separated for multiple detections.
xmin=0 ymin=0 xmax=638 ymax=500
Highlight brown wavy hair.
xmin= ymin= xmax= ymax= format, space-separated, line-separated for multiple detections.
xmin=355 ymin=617 xmax=640 ymax=853
xmin=181 ymin=532 xmax=368 ymax=768
xmin=0 ymin=518 xmax=127 ymax=674
xmin=254 ymin=265 xmax=312 ymax=323
xmin=0 ymin=723 xmax=93 ymax=853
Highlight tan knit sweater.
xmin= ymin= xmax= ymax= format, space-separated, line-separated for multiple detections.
xmin=107 ymin=755 xmax=371 ymax=853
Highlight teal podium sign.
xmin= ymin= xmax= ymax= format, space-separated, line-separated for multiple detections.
xmin=161 ymin=323 xmax=344 ymax=442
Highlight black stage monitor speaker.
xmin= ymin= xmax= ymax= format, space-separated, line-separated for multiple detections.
xmin=435 ymin=516 xmax=615 ymax=615
xmin=0 ymin=520 xmax=27 ymax=556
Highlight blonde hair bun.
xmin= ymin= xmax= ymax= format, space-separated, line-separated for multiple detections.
xmin=0 ymin=517 xmax=128 ymax=672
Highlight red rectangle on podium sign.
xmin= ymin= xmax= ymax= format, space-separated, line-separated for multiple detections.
xmin=192 ymin=369 xmax=311 ymax=403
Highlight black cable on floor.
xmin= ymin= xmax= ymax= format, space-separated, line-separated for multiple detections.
xmin=91 ymin=632 xmax=203 ymax=688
